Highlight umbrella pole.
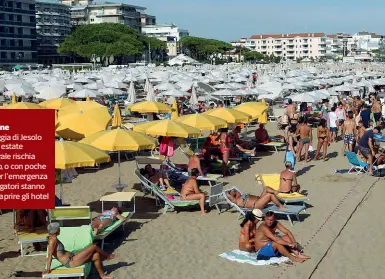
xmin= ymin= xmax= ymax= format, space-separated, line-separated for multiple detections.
xmin=60 ymin=182 xmax=63 ymax=201
xmin=118 ymin=150 xmax=121 ymax=185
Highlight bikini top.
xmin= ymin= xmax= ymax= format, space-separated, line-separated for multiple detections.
xmin=57 ymin=239 xmax=66 ymax=252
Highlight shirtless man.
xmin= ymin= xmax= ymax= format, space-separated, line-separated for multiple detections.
xmin=226 ymin=187 xmax=287 ymax=210
xmin=180 ymin=168 xmax=207 ymax=215
xmin=254 ymin=211 xmax=310 ymax=262
xmin=278 ymin=162 xmax=300 ymax=193
xmin=341 ymin=111 xmax=356 ymax=155
xmin=372 ymin=96 xmax=382 ymax=126
xmin=188 ymin=153 xmax=204 ymax=177
xmin=296 ymin=117 xmax=312 ymax=162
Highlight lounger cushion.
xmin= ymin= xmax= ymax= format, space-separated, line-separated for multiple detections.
xmin=168 ymin=196 xmax=199 ymax=206
xmin=17 ymin=227 xmax=48 ymax=243
xmin=257 ymin=174 xmax=307 ymax=200
xmin=96 ymin=212 xmax=131 ymax=236
xmin=46 ymin=225 xmax=92 ymax=277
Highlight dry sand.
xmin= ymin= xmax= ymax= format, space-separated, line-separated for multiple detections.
xmin=0 ymin=122 xmax=384 ymax=279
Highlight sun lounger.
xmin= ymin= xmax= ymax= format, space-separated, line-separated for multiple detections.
xmin=134 ymin=169 xmax=179 ymax=197
xmin=255 ymin=174 xmax=308 ymax=204
xmin=95 ymin=192 xmax=136 ymax=249
xmin=222 ymin=186 xmax=306 ymax=226
xmin=14 ymin=222 xmax=48 ymax=257
xmin=208 ymin=182 xmax=226 ymax=213
xmin=345 ymin=151 xmax=377 ymax=175
xmin=42 ymin=225 xmax=93 ymax=279
xmin=256 ymin=141 xmax=286 ymax=153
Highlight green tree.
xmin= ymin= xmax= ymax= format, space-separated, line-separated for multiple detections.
xmin=58 ymin=23 xmax=165 ymax=65
xmin=244 ymin=51 xmax=264 ymax=62
xmin=179 ymin=36 xmax=233 ymax=61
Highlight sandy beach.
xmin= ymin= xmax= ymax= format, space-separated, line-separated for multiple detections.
xmin=1 ymin=122 xmax=383 ymax=279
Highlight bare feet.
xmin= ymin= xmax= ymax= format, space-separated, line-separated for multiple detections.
xmin=292 ymin=256 xmax=306 ymax=263
xmin=279 ymin=205 xmax=288 ymax=210
xmin=297 ymin=253 xmax=311 ymax=259
xmin=101 ymin=275 xmax=113 ymax=279
xmin=106 ymin=254 xmax=116 ymax=261
xmin=201 ymin=211 xmax=207 ymax=216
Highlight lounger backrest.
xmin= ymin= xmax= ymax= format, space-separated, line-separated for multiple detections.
xmin=345 ymin=151 xmax=361 ymax=166
xmin=256 ymin=174 xmax=280 ymax=191
xmin=134 ymin=169 xmax=154 ymax=191
xmin=209 ymin=183 xmax=225 ymax=207
xmin=49 ymin=206 xmax=91 ymax=223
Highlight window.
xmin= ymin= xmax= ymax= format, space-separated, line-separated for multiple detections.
xmin=10 ymin=52 xmax=16 ymax=59
xmin=29 ymin=4 xmax=34 ymax=10
xmin=7 ymin=1 xmax=13 ymax=7
xmin=18 ymin=40 xmax=23 ymax=46
xmin=16 ymin=2 xmax=22 ymax=9
xmin=8 ymin=14 xmax=14 ymax=21
xmin=10 ymin=40 xmax=15 ymax=46
xmin=17 ymin=15 xmax=22 ymax=22
xmin=0 ymin=52 xmax=6 ymax=59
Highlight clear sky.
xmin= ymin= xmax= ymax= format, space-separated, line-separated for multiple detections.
xmin=124 ymin=0 xmax=385 ymax=42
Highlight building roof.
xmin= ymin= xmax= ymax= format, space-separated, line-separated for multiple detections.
xmin=250 ymin=33 xmax=324 ymax=39
xmin=89 ymin=0 xmax=146 ymax=10
xmin=141 ymin=14 xmax=156 ymax=18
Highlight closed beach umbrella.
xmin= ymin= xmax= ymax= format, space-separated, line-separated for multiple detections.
xmin=56 ymin=101 xmax=111 ymax=140
xmin=127 ymin=81 xmax=136 ymax=103
xmin=12 ymin=93 xmax=16 ymax=104
xmin=259 ymin=99 xmax=268 ymax=124
xmin=40 ymin=98 xmax=75 ymax=109
xmin=205 ymin=108 xmax=251 ymax=124
xmin=234 ymin=102 xmax=269 ymax=120
xmin=133 ymin=120 xmax=201 ymax=138
xmin=171 ymin=99 xmax=178 ymax=120
xmin=176 ymin=114 xmax=228 ymax=131
xmin=111 ymin=104 xmax=122 ymax=129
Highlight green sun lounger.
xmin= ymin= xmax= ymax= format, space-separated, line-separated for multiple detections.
xmin=43 ymin=225 xmax=93 ymax=279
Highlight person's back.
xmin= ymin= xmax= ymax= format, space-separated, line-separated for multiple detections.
xmin=328 ymin=110 xmax=337 ymax=128
xmin=181 ymin=177 xmax=196 ymax=198
xmin=360 ymin=107 xmax=371 ymax=128
xmin=299 ymin=123 xmax=311 ymax=139
xmin=279 ymin=169 xmax=295 ymax=193
xmin=344 ymin=117 xmax=355 ymax=134
xmin=358 ymin=129 xmax=373 ymax=148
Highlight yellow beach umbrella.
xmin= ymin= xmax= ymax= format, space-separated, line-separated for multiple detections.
xmin=205 ymin=107 xmax=251 ymax=124
xmin=233 ymin=102 xmax=269 ymax=120
xmin=40 ymin=98 xmax=75 ymax=109
xmin=259 ymin=99 xmax=268 ymax=124
xmin=175 ymin=114 xmax=228 ymax=131
xmin=130 ymin=101 xmax=171 ymax=113
xmin=133 ymin=119 xmax=201 ymax=138
xmin=111 ymin=104 xmax=122 ymax=129
xmin=12 ymin=93 xmax=17 ymax=104
xmin=5 ymin=102 xmax=42 ymax=109
xmin=80 ymin=129 xmax=157 ymax=186
xmin=56 ymin=101 xmax=111 ymax=140
xmin=171 ymin=99 xmax=178 ymax=120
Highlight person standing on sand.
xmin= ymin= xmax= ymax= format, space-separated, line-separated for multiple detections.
xmin=254 ymin=211 xmax=310 ymax=262
xmin=180 ymin=168 xmax=207 ymax=215
xmin=357 ymin=126 xmax=381 ymax=175
xmin=313 ymin=118 xmax=329 ymax=161
xmin=341 ymin=111 xmax=357 ymax=155
xmin=328 ymin=107 xmax=338 ymax=143
xmin=371 ymin=96 xmax=382 ymax=126
xmin=239 ymin=209 xmax=263 ymax=252
xmin=296 ymin=117 xmax=312 ymax=162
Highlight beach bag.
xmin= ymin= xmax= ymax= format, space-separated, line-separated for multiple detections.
xmin=159 ymin=137 xmax=174 ymax=157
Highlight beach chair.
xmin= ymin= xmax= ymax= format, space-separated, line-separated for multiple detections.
xmin=96 ymin=192 xmax=136 ymax=249
xmin=222 ymin=186 xmax=306 ymax=226
xmin=256 ymin=141 xmax=286 ymax=153
xmin=255 ymin=174 xmax=309 ymax=205
xmin=134 ymin=168 xmax=179 ymax=197
xmin=207 ymin=182 xmax=226 ymax=213
xmin=42 ymin=225 xmax=93 ymax=279
xmin=14 ymin=210 xmax=48 ymax=257
xmin=345 ymin=151 xmax=377 ymax=175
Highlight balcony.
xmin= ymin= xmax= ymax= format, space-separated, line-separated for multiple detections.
xmin=0 ymin=20 xmax=36 ymax=27
xmin=0 ymin=7 xmax=35 ymax=15
xmin=0 ymin=46 xmax=36 ymax=51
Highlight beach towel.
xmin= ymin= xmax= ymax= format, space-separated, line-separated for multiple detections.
xmin=219 ymin=250 xmax=289 ymax=266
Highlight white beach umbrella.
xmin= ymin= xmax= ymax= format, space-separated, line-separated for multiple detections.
xmin=226 ymin=82 xmax=244 ymax=89
xmin=85 ymin=82 xmax=106 ymax=90
xmin=146 ymin=83 xmax=156 ymax=101
xmin=144 ymin=78 xmax=150 ymax=92
xmin=67 ymin=83 xmax=84 ymax=91
xmin=68 ymin=88 xmax=102 ymax=98
xmin=4 ymin=84 xmax=36 ymax=96
xmin=211 ymin=89 xmax=236 ymax=96
xmin=104 ymin=80 xmax=125 ymax=89
xmin=158 ymin=89 xmax=189 ymax=98
xmin=291 ymin=93 xmax=318 ymax=103
xmin=99 ymin=88 xmax=124 ymax=96
xmin=127 ymin=81 xmax=136 ymax=103
xmin=155 ymin=83 xmax=180 ymax=92
xmin=35 ymin=84 xmax=66 ymax=100
xmin=190 ymin=86 xmax=199 ymax=106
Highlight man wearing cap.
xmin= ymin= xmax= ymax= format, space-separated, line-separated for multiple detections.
xmin=255 ymin=212 xmax=310 ymax=263
xmin=357 ymin=126 xmax=381 ymax=174
xmin=238 ymin=209 xmax=263 ymax=252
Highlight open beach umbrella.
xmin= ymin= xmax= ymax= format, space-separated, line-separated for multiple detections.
xmin=234 ymin=102 xmax=269 ymax=120
xmin=111 ymin=104 xmax=122 ymax=129
xmin=133 ymin=120 xmax=201 ymax=138
xmin=259 ymin=99 xmax=268 ymax=124
xmin=68 ymin=89 xmax=102 ymax=98
xmin=205 ymin=108 xmax=251 ymax=124
xmin=56 ymin=101 xmax=111 ymax=140
xmin=171 ymin=99 xmax=178 ymax=120
xmin=80 ymin=129 xmax=157 ymax=186
xmin=55 ymin=140 xmax=111 ymax=199
xmin=5 ymin=102 xmax=42 ymax=109
xmin=175 ymin=114 xmax=228 ymax=131
xmin=129 ymin=101 xmax=171 ymax=114
xmin=39 ymin=98 xmax=75 ymax=109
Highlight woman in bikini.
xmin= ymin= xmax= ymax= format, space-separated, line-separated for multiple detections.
xmin=226 ymin=188 xmax=287 ymax=210
xmin=279 ymin=161 xmax=300 ymax=193
xmin=218 ymin=130 xmax=231 ymax=176
xmin=313 ymin=118 xmax=330 ymax=161
xmin=285 ymin=126 xmax=297 ymax=170
xmin=43 ymin=223 xmax=114 ymax=279
xmin=288 ymin=107 xmax=300 ymax=131
xmin=239 ymin=210 xmax=263 ymax=252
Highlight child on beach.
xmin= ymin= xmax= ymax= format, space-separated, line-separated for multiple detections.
xmin=91 ymin=207 xmax=126 ymax=236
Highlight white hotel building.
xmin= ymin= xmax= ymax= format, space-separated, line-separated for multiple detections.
xmin=244 ymin=33 xmax=326 ymax=60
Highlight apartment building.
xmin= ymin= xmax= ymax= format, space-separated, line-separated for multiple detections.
xmin=231 ymin=38 xmax=247 ymax=48
xmin=36 ymin=0 xmax=71 ymax=64
xmin=140 ymin=13 xmax=156 ymax=26
xmin=244 ymin=33 xmax=326 ymax=60
xmin=0 ymin=0 xmax=37 ymax=65
xmin=142 ymin=24 xmax=189 ymax=57
xmin=62 ymin=1 xmax=145 ymax=33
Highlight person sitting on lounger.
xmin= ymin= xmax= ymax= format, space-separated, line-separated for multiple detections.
xmin=91 ymin=207 xmax=127 ymax=236
xmin=278 ymin=162 xmax=300 ymax=193
xmin=180 ymin=168 xmax=207 ymax=215
xmin=43 ymin=223 xmax=115 ymax=279
xmin=226 ymin=187 xmax=287 ymax=210
xmin=142 ymin=164 xmax=173 ymax=191
xmin=239 ymin=209 xmax=263 ymax=252
xmin=255 ymin=124 xmax=270 ymax=144
xmin=254 ymin=211 xmax=310 ymax=262
xmin=229 ymin=132 xmax=256 ymax=155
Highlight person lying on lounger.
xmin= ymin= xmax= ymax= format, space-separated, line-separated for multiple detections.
xmin=278 ymin=161 xmax=301 ymax=193
xmin=226 ymin=187 xmax=287 ymax=210
xmin=142 ymin=164 xmax=174 ymax=191
xmin=254 ymin=211 xmax=310 ymax=262
xmin=43 ymin=222 xmax=115 ymax=279
xmin=239 ymin=209 xmax=263 ymax=252
xmin=91 ymin=207 xmax=127 ymax=236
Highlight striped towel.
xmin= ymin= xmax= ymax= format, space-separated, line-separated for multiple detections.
xmin=219 ymin=250 xmax=289 ymax=266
